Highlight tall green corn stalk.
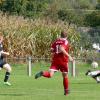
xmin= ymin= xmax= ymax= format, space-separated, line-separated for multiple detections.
xmin=0 ymin=13 xmax=80 ymax=58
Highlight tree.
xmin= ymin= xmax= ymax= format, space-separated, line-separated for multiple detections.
xmin=58 ymin=9 xmax=85 ymax=27
xmin=0 ymin=0 xmax=49 ymax=18
xmin=85 ymin=11 xmax=100 ymax=27
xmin=0 ymin=0 xmax=14 ymax=13
xmin=96 ymin=0 xmax=100 ymax=9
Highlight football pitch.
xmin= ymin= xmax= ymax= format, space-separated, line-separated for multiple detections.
xmin=0 ymin=62 xmax=100 ymax=100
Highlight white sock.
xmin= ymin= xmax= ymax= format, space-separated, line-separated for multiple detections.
xmin=96 ymin=77 xmax=100 ymax=81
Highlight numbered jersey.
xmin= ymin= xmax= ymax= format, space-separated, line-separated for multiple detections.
xmin=51 ymin=38 xmax=69 ymax=63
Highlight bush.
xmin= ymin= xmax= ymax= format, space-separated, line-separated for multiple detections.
xmin=0 ymin=13 xmax=80 ymax=58
xmin=81 ymin=50 xmax=100 ymax=64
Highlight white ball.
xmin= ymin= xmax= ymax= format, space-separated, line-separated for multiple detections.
xmin=91 ymin=61 xmax=98 ymax=68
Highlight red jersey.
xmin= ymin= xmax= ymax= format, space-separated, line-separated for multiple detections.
xmin=51 ymin=38 xmax=69 ymax=64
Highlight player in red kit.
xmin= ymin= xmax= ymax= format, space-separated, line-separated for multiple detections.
xmin=35 ymin=31 xmax=74 ymax=95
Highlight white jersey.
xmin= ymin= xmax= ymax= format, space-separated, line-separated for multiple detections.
xmin=88 ymin=70 xmax=100 ymax=76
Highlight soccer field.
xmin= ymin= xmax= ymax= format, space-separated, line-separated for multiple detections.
xmin=0 ymin=62 xmax=100 ymax=100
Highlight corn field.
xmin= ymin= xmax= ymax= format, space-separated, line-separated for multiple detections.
xmin=0 ymin=12 xmax=80 ymax=58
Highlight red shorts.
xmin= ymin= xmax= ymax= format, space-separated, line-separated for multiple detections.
xmin=50 ymin=62 xmax=68 ymax=73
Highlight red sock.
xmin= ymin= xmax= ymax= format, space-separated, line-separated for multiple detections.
xmin=43 ymin=71 xmax=51 ymax=78
xmin=63 ymin=77 xmax=69 ymax=94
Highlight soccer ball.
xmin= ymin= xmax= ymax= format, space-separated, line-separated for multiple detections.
xmin=91 ymin=61 xmax=98 ymax=68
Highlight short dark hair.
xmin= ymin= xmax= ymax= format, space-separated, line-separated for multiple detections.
xmin=61 ymin=31 xmax=67 ymax=38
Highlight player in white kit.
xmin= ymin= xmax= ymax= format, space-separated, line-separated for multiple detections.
xmin=85 ymin=70 xmax=100 ymax=83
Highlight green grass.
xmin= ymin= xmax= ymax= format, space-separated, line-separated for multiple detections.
xmin=0 ymin=62 xmax=100 ymax=100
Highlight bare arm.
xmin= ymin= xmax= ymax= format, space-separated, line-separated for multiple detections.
xmin=59 ymin=45 xmax=73 ymax=61
xmin=1 ymin=51 xmax=9 ymax=55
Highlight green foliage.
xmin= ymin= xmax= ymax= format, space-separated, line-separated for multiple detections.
xmin=0 ymin=0 xmax=99 ymax=58
xmin=79 ymin=32 xmax=92 ymax=49
xmin=98 ymin=0 xmax=100 ymax=2
xmin=67 ymin=28 xmax=81 ymax=56
xmin=58 ymin=9 xmax=85 ymax=26
xmin=0 ymin=0 xmax=99 ymax=27
xmin=74 ymin=0 xmax=96 ymax=9
xmin=0 ymin=14 xmax=80 ymax=58
xmin=0 ymin=0 xmax=49 ymax=18
xmin=96 ymin=0 xmax=100 ymax=9
xmin=85 ymin=11 xmax=100 ymax=27
xmin=80 ymin=50 xmax=100 ymax=64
